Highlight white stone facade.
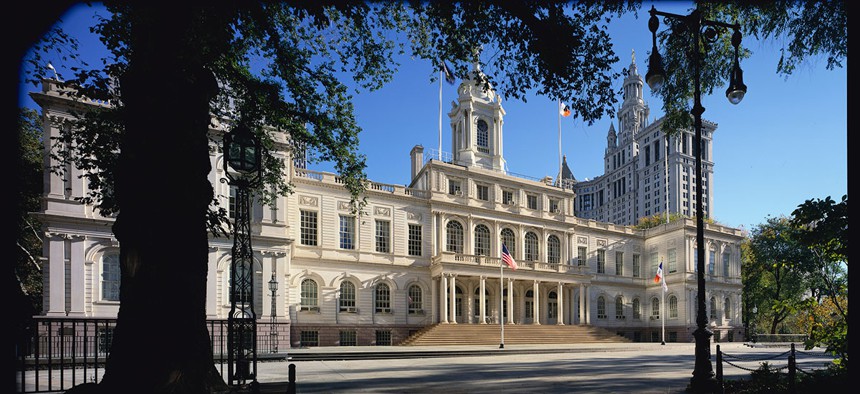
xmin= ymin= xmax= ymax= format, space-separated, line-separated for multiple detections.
xmin=32 ymin=59 xmax=744 ymax=347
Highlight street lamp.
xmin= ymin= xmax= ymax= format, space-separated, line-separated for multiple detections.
xmin=224 ymin=121 xmax=263 ymax=388
xmin=645 ymin=5 xmax=746 ymax=393
xmin=268 ymin=273 xmax=279 ymax=354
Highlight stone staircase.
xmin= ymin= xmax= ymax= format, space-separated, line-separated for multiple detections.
xmin=401 ymin=323 xmax=630 ymax=346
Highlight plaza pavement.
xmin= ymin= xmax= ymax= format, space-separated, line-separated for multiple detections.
xmin=252 ymin=342 xmax=833 ymax=393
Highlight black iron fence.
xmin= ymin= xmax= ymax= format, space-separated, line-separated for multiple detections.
xmin=15 ymin=317 xmax=289 ymax=393
xmin=716 ymin=343 xmax=837 ymax=393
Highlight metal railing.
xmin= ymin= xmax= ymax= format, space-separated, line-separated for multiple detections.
xmin=15 ymin=317 xmax=289 ymax=393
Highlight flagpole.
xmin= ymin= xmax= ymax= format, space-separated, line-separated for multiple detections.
xmin=557 ymin=99 xmax=562 ymax=186
xmin=499 ymin=262 xmax=505 ymax=349
xmin=439 ymin=69 xmax=443 ymax=161
xmin=661 ymin=258 xmax=666 ymax=345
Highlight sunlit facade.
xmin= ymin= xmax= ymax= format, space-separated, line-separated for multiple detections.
xmin=33 ymin=55 xmax=744 ymax=347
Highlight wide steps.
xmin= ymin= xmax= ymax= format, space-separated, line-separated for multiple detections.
xmin=401 ymin=323 xmax=630 ymax=346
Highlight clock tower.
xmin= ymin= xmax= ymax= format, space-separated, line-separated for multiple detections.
xmin=448 ymin=61 xmax=507 ymax=173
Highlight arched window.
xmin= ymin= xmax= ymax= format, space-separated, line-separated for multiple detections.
xmin=651 ymin=297 xmax=660 ymax=319
xmin=547 ymin=235 xmax=560 ymax=264
xmin=597 ymin=296 xmax=606 ymax=319
xmin=500 ymin=228 xmax=516 ymax=257
xmin=476 ymin=119 xmax=489 ymax=153
xmin=632 ymin=298 xmax=641 ymax=320
xmin=524 ymin=232 xmax=539 ymax=261
xmin=669 ymin=295 xmax=678 ymax=318
xmin=301 ymin=279 xmax=318 ymax=310
xmin=722 ymin=251 xmax=731 ymax=277
xmin=339 ymin=281 xmax=356 ymax=311
xmin=709 ymin=297 xmax=717 ymax=320
xmin=375 ymin=283 xmax=391 ymax=312
xmin=408 ymin=285 xmax=422 ymax=314
xmin=446 ymin=221 xmax=464 ymax=253
xmin=474 ymin=224 xmax=490 ymax=256
xmin=723 ymin=297 xmax=731 ymax=320
xmin=615 ymin=296 xmax=624 ymax=319
xmin=101 ymin=252 xmax=120 ymax=301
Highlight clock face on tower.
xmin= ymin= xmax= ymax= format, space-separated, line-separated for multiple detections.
xmin=477 ymin=119 xmax=488 ymax=132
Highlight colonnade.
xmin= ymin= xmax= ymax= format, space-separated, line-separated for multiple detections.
xmin=436 ymin=273 xmax=591 ymax=326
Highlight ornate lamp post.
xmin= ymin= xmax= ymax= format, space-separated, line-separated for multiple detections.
xmin=224 ymin=121 xmax=262 ymax=388
xmin=268 ymin=273 xmax=279 ymax=353
xmin=645 ymin=5 xmax=746 ymax=393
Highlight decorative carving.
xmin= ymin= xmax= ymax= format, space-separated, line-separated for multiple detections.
xmin=299 ymin=196 xmax=318 ymax=207
xmin=578 ymin=236 xmax=588 ymax=244
xmin=407 ymin=212 xmax=422 ymax=221
xmin=596 ymin=239 xmax=607 ymax=247
xmin=374 ymin=207 xmax=391 ymax=216
xmin=338 ymin=201 xmax=351 ymax=211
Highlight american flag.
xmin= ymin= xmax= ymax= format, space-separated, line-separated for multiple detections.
xmin=501 ymin=243 xmax=517 ymax=270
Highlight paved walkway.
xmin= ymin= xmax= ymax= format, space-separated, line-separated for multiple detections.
xmin=21 ymin=342 xmax=833 ymax=393
xmin=250 ymin=342 xmax=833 ymax=393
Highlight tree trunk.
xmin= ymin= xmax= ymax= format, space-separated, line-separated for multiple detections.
xmin=70 ymin=6 xmax=229 ymax=393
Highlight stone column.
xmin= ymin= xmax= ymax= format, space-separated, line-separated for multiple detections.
xmin=440 ymin=275 xmax=448 ymax=323
xmin=480 ymin=276 xmax=487 ymax=324
xmin=45 ymin=234 xmax=67 ymax=317
xmin=557 ymin=282 xmax=564 ymax=325
xmin=67 ymin=236 xmax=86 ymax=316
xmin=506 ymin=278 xmax=514 ymax=324
xmin=533 ymin=280 xmax=541 ymax=325
xmin=449 ymin=274 xmax=457 ymax=324
xmin=579 ymin=284 xmax=586 ymax=325
xmin=206 ymin=247 xmax=219 ymax=318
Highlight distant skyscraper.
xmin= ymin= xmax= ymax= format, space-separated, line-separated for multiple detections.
xmin=573 ymin=51 xmax=716 ymax=226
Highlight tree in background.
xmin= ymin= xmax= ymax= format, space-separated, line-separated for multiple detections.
xmin=15 ymin=108 xmax=44 ymax=314
xmin=742 ymin=216 xmax=814 ymax=336
xmin=23 ymin=2 xmax=636 ymax=392
xmin=790 ymin=195 xmax=848 ymax=370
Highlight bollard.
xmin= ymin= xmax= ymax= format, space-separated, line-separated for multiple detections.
xmin=788 ymin=343 xmax=796 ymax=394
xmin=287 ymin=363 xmax=296 ymax=394
xmin=715 ymin=344 xmax=724 ymax=394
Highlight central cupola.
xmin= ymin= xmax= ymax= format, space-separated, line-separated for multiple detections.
xmin=448 ymin=59 xmax=507 ymax=173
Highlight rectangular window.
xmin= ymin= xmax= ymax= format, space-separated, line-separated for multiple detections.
xmin=650 ymin=252 xmax=659 ymax=277
xmin=408 ymin=224 xmax=422 ymax=256
xmin=376 ymin=330 xmax=392 ymax=346
xmin=709 ymin=249 xmax=716 ymax=274
xmin=549 ymin=199 xmax=560 ymax=213
xmin=339 ymin=215 xmax=355 ymax=249
xmin=375 ymin=220 xmax=390 ymax=253
xmin=477 ymin=184 xmax=489 ymax=201
xmin=448 ymin=180 xmax=462 ymax=195
xmin=667 ymin=248 xmax=677 ymax=273
xmin=300 ymin=210 xmax=318 ymax=246
xmin=597 ymin=249 xmax=605 ymax=274
xmin=632 ymin=254 xmax=640 ymax=278
xmin=578 ymin=246 xmax=587 ymax=266
xmin=228 ymin=185 xmax=238 ymax=219
xmin=615 ymin=252 xmax=623 ymax=276
xmin=723 ymin=252 xmax=730 ymax=277
xmin=527 ymin=194 xmax=538 ymax=209
xmin=502 ymin=190 xmax=514 ymax=205
xmin=300 ymin=331 xmax=319 ymax=347
xmin=340 ymin=331 xmax=357 ymax=346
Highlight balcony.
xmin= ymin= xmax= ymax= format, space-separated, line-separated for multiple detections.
xmin=434 ymin=252 xmax=590 ymax=275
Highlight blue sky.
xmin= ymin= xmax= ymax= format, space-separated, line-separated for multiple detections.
xmin=20 ymin=2 xmax=847 ymax=231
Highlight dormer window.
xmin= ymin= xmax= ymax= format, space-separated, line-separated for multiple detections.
xmin=476 ymin=119 xmax=489 ymax=153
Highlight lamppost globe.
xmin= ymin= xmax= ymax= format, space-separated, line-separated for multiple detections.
xmin=269 ymin=273 xmax=278 ymax=293
xmin=224 ymin=123 xmax=261 ymax=175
